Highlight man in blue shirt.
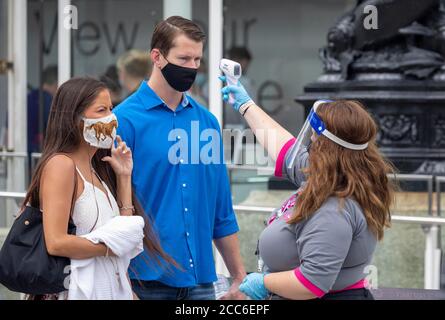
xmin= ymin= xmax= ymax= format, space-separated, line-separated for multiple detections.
xmin=113 ymin=16 xmax=246 ymax=300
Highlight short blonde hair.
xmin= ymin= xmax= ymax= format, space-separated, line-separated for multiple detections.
xmin=116 ymin=49 xmax=151 ymax=79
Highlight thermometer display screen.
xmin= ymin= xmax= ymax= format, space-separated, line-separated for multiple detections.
xmin=234 ymin=65 xmax=241 ymax=76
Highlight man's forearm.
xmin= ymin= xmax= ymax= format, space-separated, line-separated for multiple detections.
xmin=214 ymin=233 xmax=246 ymax=282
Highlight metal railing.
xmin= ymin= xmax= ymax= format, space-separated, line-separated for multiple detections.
xmin=0 ymin=152 xmax=27 ymax=159
xmin=234 ymin=205 xmax=445 ymax=225
xmin=0 ymin=191 xmax=26 ymax=200
xmin=0 ymin=158 xmax=444 ymax=289
xmin=227 ymin=164 xmax=438 ymax=214
xmin=0 ymin=153 xmax=29 ymax=227
xmin=227 ymin=164 xmax=443 ymax=290
xmin=233 ymin=204 xmax=444 ymax=290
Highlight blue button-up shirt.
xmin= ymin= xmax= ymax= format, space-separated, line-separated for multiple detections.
xmin=113 ymin=81 xmax=239 ymax=287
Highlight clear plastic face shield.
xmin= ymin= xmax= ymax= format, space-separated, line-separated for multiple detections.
xmin=287 ymin=100 xmax=369 ymax=170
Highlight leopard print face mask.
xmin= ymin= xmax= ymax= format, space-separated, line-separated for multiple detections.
xmin=82 ymin=113 xmax=118 ymax=149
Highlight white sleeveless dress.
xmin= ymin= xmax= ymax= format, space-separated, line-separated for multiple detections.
xmin=56 ymin=167 xmax=128 ymax=300
xmin=72 ymin=167 xmax=120 ymax=235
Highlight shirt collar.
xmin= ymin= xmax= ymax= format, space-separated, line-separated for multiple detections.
xmin=136 ymin=81 xmax=191 ymax=111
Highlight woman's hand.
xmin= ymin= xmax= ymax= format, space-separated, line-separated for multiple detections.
xmin=239 ymin=273 xmax=269 ymax=300
xmin=220 ymin=75 xmax=294 ymax=162
xmin=220 ymin=76 xmax=253 ymax=112
xmin=101 ymin=135 xmax=133 ymax=177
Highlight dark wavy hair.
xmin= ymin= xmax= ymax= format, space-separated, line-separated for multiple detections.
xmin=23 ymin=77 xmax=177 ymax=269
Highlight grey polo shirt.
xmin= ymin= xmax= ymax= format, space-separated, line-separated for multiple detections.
xmin=259 ymin=138 xmax=377 ymax=298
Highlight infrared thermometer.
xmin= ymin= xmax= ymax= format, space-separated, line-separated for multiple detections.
xmin=219 ymin=58 xmax=242 ymax=104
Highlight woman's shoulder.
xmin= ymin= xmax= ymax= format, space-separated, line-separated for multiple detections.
xmin=41 ymin=154 xmax=76 ymax=180
xmin=38 ymin=154 xmax=78 ymax=208
xmin=310 ymin=196 xmax=367 ymax=228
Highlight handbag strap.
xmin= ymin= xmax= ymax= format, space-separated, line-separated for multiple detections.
xmin=68 ymin=156 xmax=78 ymax=218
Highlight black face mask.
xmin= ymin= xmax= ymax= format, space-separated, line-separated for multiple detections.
xmin=161 ymin=58 xmax=198 ymax=92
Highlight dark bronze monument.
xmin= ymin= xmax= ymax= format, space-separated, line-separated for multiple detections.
xmin=296 ymin=0 xmax=445 ymax=175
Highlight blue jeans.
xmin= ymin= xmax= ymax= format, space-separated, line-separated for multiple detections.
xmin=131 ymin=280 xmax=216 ymax=300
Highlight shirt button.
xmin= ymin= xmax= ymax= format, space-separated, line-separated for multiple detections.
xmin=189 ymin=259 xmax=193 ymax=263
xmin=182 ymin=183 xmax=187 ymax=188
xmin=173 ymin=112 xmax=176 ymax=117
xmin=186 ymin=232 xmax=190 ymax=237
xmin=184 ymin=208 xmax=188 ymax=212
xmin=177 ymin=135 xmax=181 ymax=140
xmin=190 ymin=264 xmax=194 ymax=268
xmin=180 ymin=159 xmax=184 ymax=164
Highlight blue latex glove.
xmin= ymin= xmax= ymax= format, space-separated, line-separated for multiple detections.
xmin=239 ymin=273 xmax=269 ymax=300
xmin=219 ymin=76 xmax=253 ymax=112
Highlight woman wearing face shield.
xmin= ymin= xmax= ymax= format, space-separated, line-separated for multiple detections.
xmin=20 ymin=77 xmax=174 ymax=300
xmin=220 ymin=78 xmax=396 ymax=300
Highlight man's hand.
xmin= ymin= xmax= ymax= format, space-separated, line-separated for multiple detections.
xmin=213 ymin=234 xmax=247 ymax=300
xmin=219 ymin=278 xmax=246 ymax=300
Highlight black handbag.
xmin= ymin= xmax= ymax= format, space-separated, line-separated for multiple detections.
xmin=0 ymin=157 xmax=78 ymax=294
